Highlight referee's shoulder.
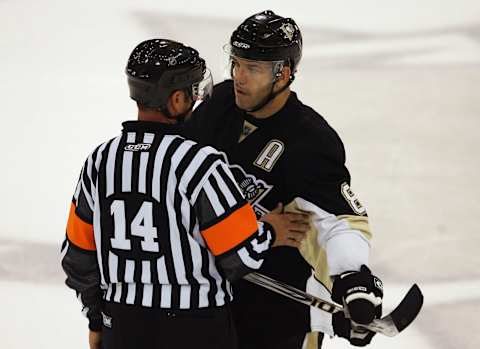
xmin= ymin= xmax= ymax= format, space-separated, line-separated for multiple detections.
xmin=186 ymin=137 xmax=227 ymax=163
xmin=80 ymin=135 xmax=120 ymax=166
xmin=178 ymin=136 xmax=230 ymax=175
xmin=94 ymin=135 xmax=120 ymax=157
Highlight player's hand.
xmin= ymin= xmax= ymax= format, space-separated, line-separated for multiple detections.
xmin=89 ymin=330 xmax=102 ymax=349
xmin=261 ymin=203 xmax=309 ymax=248
xmin=331 ymin=265 xmax=383 ymax=346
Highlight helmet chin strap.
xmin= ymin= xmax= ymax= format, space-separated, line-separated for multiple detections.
xmin=243 ymin=76 xmax=293 ymax=113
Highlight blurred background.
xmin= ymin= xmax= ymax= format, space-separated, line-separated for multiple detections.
xmin=1 ymin=0 xmax=479 ymax=347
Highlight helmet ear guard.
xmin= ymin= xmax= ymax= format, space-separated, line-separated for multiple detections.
xmin=272 ymin=61 xmax=285 ymax=80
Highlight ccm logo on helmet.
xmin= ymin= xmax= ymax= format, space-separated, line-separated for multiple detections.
xmin=124 ymin=144 xmax=151 ymax=151
xmin=232 ymin=41 xmax=250 ymax=49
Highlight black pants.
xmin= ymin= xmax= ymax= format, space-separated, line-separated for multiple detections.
xmin=238 ymin=333 xmax=304 ymax=349
xmin=237 ymin=330 xmax=324 ymax=349
xmin=101 ymin=302 xmax=238 ymax=349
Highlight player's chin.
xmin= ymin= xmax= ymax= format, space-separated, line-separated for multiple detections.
xmin=235 ymin=95 xmax=254 ymax=110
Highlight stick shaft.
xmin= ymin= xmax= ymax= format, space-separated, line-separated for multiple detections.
xmin=243 ymin=272 xmax=401 ymax=337
xmin=243 ymin=272 xmax=342 ymax=314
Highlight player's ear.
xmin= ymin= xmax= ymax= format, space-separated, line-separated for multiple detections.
xmin=281 ymin=65 xmax=291 ymax=82
xmin=275 ymin=65 xmax=291 ymax=91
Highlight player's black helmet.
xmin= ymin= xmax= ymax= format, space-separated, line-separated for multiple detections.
xmin=126 ymin=39 xmax=212 ymax=109
xmin=229 ymin=10 xmax=302 ymax=77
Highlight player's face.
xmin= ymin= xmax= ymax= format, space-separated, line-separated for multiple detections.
xmin=231 ymin=56 xmax=275 ymax=111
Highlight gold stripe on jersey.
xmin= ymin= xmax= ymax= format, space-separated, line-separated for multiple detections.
xmin=285 ymin=201 xmax=332 ymax=290
xmin=238 ymin=120 xmax=258 ymax=143
xmin=304 ymin=332 xmax=323 ymax=349
xmin=336 ymin=214 xmax=372 ymax=240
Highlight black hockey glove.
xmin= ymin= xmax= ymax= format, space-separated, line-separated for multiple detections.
xmin=332 ymin=265 xmax=383 ymax=347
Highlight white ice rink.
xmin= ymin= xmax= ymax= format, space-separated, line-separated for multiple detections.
xmin=1 ymin=0 xmax=479 ymax=348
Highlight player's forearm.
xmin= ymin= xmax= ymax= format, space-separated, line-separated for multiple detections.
xmin=292 ymin=196 xmax=371 ymax=274
xmin=326 ymin=232 xmax=370 ymax=275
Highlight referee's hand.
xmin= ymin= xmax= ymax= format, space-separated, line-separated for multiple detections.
xmin=89 ymin=330 xmax=102 ymax=349
xmin=261 ymin=203 xmax=310 ymax=248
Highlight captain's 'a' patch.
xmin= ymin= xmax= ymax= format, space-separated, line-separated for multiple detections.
xmin=253 ymin=139 xmax=284 ymax=172
xmin=340 ymin=182 xmax=367 ymax=215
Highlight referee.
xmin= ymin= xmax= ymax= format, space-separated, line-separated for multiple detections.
xmin=61 ymin=39 xmax=308 ymax=349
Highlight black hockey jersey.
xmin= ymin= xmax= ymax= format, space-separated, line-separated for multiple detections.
xmin=184 ymin=80 xmax=372 ymax=339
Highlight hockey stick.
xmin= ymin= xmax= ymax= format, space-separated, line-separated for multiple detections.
xmin=243 ymin=272 xmax=423 ymax=337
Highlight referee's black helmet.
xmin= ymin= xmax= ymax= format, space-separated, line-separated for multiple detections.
xmin=126 ymin=39 xmax=212 ymax=109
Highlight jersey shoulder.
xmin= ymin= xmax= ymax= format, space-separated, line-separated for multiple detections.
xmin=211 ymin=79 xmax=235 ymax=100
xmin=194 ymin=79 xmax=235 ymax=118
xmin=291 ymin=97 xmax=346 ymax=159
xmin=85 ymin=136 xmax=118 ymax=163
xmin=186 ymin=80 xmax=239 ymax=145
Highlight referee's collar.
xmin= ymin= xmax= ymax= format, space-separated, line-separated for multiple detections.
xmin=122 ymin=120 xmax=183 ymax=135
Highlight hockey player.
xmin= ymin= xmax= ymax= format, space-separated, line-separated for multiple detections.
xmin=61 ymin=39 xmax=309 ymax=349
xmin=183 ymin=10 xmax=384 ymax=349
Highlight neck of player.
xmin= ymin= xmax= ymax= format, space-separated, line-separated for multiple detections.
xmin=248 ymin=87 xmax=291 ymax=119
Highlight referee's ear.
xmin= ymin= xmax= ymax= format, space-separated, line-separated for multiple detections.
xmin=167 ymin=90 xmax=189 ymax=118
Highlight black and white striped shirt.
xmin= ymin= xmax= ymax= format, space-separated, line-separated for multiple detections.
xmin=61 ymin=121 xmax=275 ymax=322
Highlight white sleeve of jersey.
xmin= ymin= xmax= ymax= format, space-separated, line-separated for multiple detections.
xmin=325 ymin=233 xmax=369 ymax=275
xmin=294 ymin=197 xmax=370 ymax=275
